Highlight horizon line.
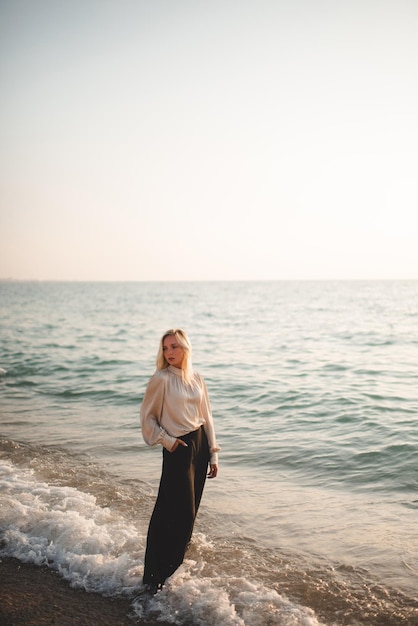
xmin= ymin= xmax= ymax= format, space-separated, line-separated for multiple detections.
xmin=1 ymin=277 xmax=417 ymax=283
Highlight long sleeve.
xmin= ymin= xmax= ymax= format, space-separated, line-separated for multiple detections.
xmin=140 ymin=371 xmax=177 ymax=451
xmin=198 ymin=374 xmax=220 ymax=465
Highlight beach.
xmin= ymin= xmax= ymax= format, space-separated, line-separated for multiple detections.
xmin=0 ymin=557 xmax=173 ymax=626
xmin=1 ymin=280 xmax=418 ymax=625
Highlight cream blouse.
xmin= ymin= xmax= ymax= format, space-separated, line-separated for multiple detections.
xmin=140 ymin=365 xmax=220 ymax=464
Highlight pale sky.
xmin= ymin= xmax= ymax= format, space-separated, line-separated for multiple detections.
xmin=1 ymin=0 xmax=417 ymax=281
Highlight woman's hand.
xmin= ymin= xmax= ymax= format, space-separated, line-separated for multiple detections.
xmin=171 ymin=438 xmax=188 ymax=452
xmin=207 ymin=463 xmax=218 ymax=479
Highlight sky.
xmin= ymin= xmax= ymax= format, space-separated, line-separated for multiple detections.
xmin=1 ymin=0 xmax=417 ymax=281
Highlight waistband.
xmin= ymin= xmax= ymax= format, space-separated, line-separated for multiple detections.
xmin=179 ymin=425 xmax=206 ymax=443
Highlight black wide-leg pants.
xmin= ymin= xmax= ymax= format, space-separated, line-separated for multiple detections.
xmin=143 ymin=426 xmax=210 ymax=587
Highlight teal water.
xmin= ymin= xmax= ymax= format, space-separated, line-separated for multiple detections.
xmin=1 ymin=281 xmax=417 ymax=625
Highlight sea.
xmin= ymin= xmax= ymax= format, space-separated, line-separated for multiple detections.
xmin=1 ymin=280 xmax=417 ymax=626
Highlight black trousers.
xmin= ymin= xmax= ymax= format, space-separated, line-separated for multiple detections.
xmin=143 ymin=426 xmax=210 ymax=587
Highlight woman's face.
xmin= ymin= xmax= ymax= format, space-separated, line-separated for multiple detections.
xmin=163 ymin=334 xmax=185 ymax=369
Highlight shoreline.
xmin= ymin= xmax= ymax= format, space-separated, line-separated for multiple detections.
xmin=0 ymin=557 xmax=170 ymax=626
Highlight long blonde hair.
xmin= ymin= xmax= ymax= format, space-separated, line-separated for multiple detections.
xmin=156 ymin=328 xmax=194 ymax=384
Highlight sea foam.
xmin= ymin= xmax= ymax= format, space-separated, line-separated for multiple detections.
xmin=1 ymin=459 xmax=324 ymax=625
xmin=0 ymin=460 xmax=143 ymax=595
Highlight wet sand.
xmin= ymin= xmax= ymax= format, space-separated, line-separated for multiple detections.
xmin=0 ymin=557 xmax=170 ymax=626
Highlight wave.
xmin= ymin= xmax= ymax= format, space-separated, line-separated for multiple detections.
xmin=1 ymin=437 xmax=417 ymax=625
xmin=0 ymin=453 xmax=322 ymax=625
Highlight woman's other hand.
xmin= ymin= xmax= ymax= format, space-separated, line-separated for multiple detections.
xmin=207 ymin=464 xmax=218 ymax=479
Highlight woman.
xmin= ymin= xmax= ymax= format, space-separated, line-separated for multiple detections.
xmin=140 ymin=328 xmax=220 ymax=593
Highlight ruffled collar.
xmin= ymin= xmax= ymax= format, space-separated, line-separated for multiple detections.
xmin=168 ymin=365 xmax=184 ymax=376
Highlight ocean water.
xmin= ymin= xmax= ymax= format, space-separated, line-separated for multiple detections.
xmin=1 ymin=280 xmax=417 ymax=625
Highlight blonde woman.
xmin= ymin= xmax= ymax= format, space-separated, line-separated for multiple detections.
xmin=140 ymin=329 xmax=220 ymax=593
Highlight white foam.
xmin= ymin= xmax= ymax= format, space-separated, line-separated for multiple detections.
xmin=1 ymin=460 xmax=323 ymax=625
xmin=133 ymin=558 xmax=324 ymax=626
xmin=0 ymin=460 xmax=144 ymax=595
